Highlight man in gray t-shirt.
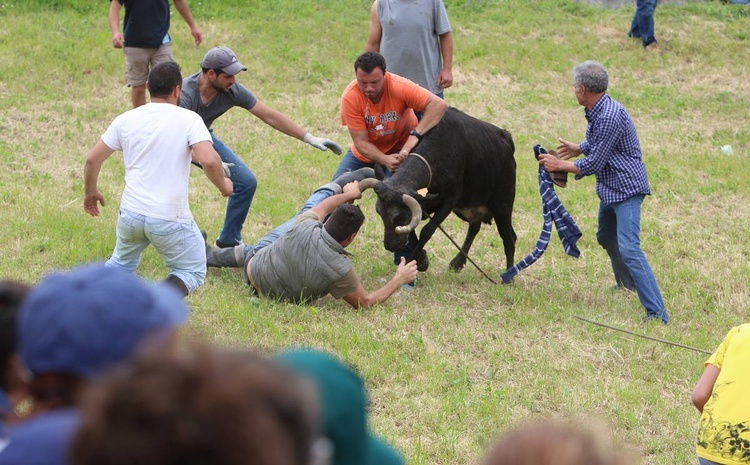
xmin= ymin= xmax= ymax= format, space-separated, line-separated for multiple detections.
xmin=365 ymin=0 xmax=453 ymax=98
xmin=180 ymin=46 xmax=342 ymax=249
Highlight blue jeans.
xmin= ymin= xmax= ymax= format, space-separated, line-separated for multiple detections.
xmin=245 ymin=188 xmax=335 ymax=255
xmin=212 ymin=133 xmax=258 ymax=245
xmin=698 ymin=459 xmax=720 ymax=465
xmin=106 ymin=208 xmax=206 ymax=293
xmin=331 ymin=149 xmax=393 ymax=181
xmin=597 ymin=195 xmax=668 ymax=323
xmin=628 ymin=0 xmax=658 ymax=47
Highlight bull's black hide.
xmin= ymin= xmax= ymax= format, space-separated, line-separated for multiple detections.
xmin=364 ymin=107 xmax=517 ymax=273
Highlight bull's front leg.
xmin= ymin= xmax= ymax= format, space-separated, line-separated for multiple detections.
xmin=407 ymin=205 xmax=454 ymax=272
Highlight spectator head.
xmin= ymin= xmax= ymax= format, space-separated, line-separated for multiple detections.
xmin=0 ymin=280 xmax=30 ymax=410
xmin=354 ymin=52 xmax=387 ymax=74
xmin=483 ymin=420 xmax=628 ymax=465
xmin=17 ymin=264 xmax=187 ymax=411
xmin=72 ymin=344 xmax=317 ymax=465
xmin=147 ymin=61 xmax=183 ymax=99
xmin=573 ymin=60 xmax=608 ymax=94
xmin=277 ymin=349 xmax=403 ymax=465
xmin=324 ymin=204 xmax=365 ymax=245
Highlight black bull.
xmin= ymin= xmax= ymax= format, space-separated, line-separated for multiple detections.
xmin=360 ymin=107 xmax=517 ymax=273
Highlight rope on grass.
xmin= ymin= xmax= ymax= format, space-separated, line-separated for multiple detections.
xmin=574 ymin=315 xmax=712 ymax=355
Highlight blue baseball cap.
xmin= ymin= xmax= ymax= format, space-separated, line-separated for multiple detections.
xmin=17 ymin=264 xmax=187 ymax=379
xmin=276 ymin=349 xmax=404 ymax=465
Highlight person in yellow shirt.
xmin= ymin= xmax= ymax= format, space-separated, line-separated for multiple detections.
xmin=692 ymin=323 xmax=750 ymax=465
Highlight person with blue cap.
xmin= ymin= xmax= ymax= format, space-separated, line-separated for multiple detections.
xmin=0 ymin=263 xmax=187 ymax=464
xmin=276 ymin=348 xmax=404 ymax=465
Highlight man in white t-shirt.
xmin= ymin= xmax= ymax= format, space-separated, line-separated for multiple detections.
xmin=83 ymin=61 xmax=233 ymax=296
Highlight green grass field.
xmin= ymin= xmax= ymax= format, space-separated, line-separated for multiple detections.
xmin=1 ymin=0 xmax=749 ymax=463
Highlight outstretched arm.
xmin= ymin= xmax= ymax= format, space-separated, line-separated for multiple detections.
xmin=365 ymin=1 xmax=382 ymax=52
xmin=172 ymin=0 xmax=202 ymax=45
xmin=309 ymin=181 xmax=362 ymax=221
xmin=342 ymin=257 xmax=418 ymax=309
xmin=83 ymin=139 xmax=115 ymax=216
xmin=250 ymin=101 xmax=341 ymax=153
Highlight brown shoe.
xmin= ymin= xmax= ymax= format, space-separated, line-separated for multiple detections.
xmin=644 ymin=42 xmax=663 ymax=54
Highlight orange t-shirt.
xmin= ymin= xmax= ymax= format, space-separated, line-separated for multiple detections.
xmin=340 ymin=72 xmax=432 ymax=163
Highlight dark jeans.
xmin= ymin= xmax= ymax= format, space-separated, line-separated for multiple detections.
xmin=628 ymin=0 xmax=658 ymax=47
xmin=597 ymin=195 xmax=668 ymax=323
xmin=211 ymin=133 xmax=258 ymax=245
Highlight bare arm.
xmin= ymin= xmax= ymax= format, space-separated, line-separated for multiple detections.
xmin=692 ymin=364 xmax=720 ymax=413
xmin=309 ymin=181 xmax=362 ymax=221
xmin=83 ymin=139 xmax=116 ymax=216
xmin=537 ymin=153 xmax=581 ymax=175
xmin=108 ymin=0 xmax=124 ymax=48
xmin=399 ymin=95 xmax=448 ymax=156
xmin=191 ymin=141 xmax=233 ymax=196
xmin=342 ymin=257 xmax=418 ymax=309
xmin=437 ymin=31 xmax=453 ymax=89
xmin=172 ymin=0 xmax=202 ymax=45
xmin=365 ymin=1 xmax=382 ymax=52
xmin=249 ymin=101 xmax=307 ymax=140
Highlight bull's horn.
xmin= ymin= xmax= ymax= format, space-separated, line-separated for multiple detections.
xmin=395 ymin=194 xmax=422 ymax=234
xmin=358 ymin=178 xmax=379 ymax=192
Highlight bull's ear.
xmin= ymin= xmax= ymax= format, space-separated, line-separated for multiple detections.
xmin=374 ymin=164 xmax=386 ymax=180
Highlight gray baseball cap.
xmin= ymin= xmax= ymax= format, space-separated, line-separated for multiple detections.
xmin=201 ymin=46 xmax=247 ymax=76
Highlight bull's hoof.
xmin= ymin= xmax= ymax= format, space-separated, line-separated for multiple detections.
xmin=415 ymin=249 xmax=429 ymax=272
xmin=448 ymin=255 xmax=466 ymax=272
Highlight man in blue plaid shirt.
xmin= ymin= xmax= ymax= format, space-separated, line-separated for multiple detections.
xmin=538 ymin=60 xmax=668 ymax=324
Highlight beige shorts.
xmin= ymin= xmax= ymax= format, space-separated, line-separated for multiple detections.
xmin=123 ymin=43 xmax=174 ymax=87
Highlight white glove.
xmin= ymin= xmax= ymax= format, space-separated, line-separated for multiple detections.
xmin=222 ymin=162 xmax=234 ymax=178
xmin=303 ymin=132 xmax=342 ymax=155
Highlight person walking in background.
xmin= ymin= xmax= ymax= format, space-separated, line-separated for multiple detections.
xmin=692 ymin=323 xmax=750 ymax=465
xmin=628 ymin=0 xmax=660 ymax=52
xmin=84 ymin=61 xmax=232 ymax=297
xmin=180 ymin=46 xmax=342 ymax=249
xmin=108 ymin=0 xmax=203 ymax=108
xmin=365 ymin=0 xmax=453 ymax=102
xmin=537 ymin=60 xmax=669 ymax=324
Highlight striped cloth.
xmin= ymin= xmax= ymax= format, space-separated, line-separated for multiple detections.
xmin=501 ymin=145 xmax=582 ymax=283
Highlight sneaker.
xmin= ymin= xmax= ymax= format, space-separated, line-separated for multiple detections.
xmin=641 ymin=313 xmax=668 ymax=325
xmin=332 ymin=168 xmax=376 ymax=189
xmin=215 ymin=239 xmax=243 ymax=249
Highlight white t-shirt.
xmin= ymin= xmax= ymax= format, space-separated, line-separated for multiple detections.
xmin=101 ymin=102 xmax=211 ymax=222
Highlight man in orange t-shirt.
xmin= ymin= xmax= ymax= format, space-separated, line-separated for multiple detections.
xmin=332 ymin=51 xmax=447 ymax=179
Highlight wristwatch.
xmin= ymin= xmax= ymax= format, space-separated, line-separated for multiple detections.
xmin=409 ymin=129 xmax=422 ymax=140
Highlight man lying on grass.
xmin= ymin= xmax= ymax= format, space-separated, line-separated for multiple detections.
xmin=205 ymin=168 xmax=418 ymax=309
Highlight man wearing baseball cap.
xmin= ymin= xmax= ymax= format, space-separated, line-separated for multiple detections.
xmin=181 ymin=46 xmax=343 ymax=250
xmin=0 ymin=264 xmax=187 ymax=464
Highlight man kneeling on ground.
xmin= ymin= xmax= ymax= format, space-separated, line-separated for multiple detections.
xmin=205 ymin=169 xmax=417 ymax=308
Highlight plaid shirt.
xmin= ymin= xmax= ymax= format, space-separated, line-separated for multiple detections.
xmin=574 ymin=94 xmax=651 ymax=205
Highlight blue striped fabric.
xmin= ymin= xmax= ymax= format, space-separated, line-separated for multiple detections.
xmin=501 ymin=145 xmax=582 ymax=283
